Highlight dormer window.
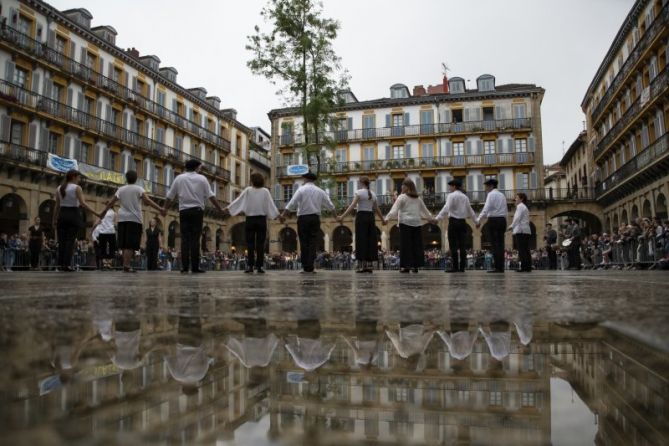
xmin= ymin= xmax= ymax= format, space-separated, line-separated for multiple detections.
xmin=390 ymin=84 xmax=410 ymax=99
xmin=339 ymin=89 xmax=358 ymax=104
xmin=477 ymin=74 xmax=495 ymax=92
xmin=448 ymin=77 xmax=465 ymax=94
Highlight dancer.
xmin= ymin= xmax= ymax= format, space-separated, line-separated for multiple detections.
xmin=435 ymin=179 xmax=476 ymax=273
xmin=52 ymin=170 xmax=100 ymax=272
xmin=476 ymin=178 xmax=507 ymax=273
xmin=509 ymin=193 xmax=532 ymax=272
xmin=99 ymin=170 xmax=162 ymax=273
xmin=28 ymin=217 xmax=45 ymax=270
xmin=161 ymin=159 xmax=225 ymax=274
xmin=145 ymin=217 xmax=162 ymax=271
xmin=280 ymin=172 xmax=335 ymax=274
xmin=337 ymin=176 xmax=385 ymax=273
xmin=92 ymin=208 xmax=117 ymax=270
xmin=383 ymin=178 xmax=434 ymax=273
xmin=225 ymin=172 xmax=280 ymax=274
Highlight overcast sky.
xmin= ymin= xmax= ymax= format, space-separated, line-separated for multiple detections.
xmin=49 ymin=0 xmax=633 ymax=164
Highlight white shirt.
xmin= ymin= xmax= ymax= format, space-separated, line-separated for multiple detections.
xmin=115 ymin=184 xmax=145 ymax=224
xmin=509 ymin=202 xmax=531 ymax=234
xmin=436 ymin=190 xmax=476 ymax=220
xmin=166 ymin=344 xmax=211 ymax=385
xmin=225 ymin=334 xmax=279 ymax=368
xmin=97 ymin=209 xmax=116 ymax=234
xmin=285 ymin=182 xmax=335 ymax=216
xmin=385 ymin=194 xmax=433 ymax=227
xmin=285 ymin=337 xmax=336 ymax=372
xmin=227 ymin=187 xmax=279 ymax=219
xmin=385 ymin=324 xmax=434 ymax=359
xmin=166 ymin=171 xmax=215 ymax=211
xmin=355 ymin=188 xmax=376 ymax=212
xmin=477 ymin=189 xmax=508 ymax=222
xmin=59 ymin=183 xmax=80 ymax=207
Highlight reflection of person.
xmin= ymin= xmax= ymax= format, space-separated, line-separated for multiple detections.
xmin=383 ymin=178 xmax=434 ymax=273
xmin=479 ymin=321 xmax=511 ymax=361
xmin=435 ymin=178 xmax=475 ymax=273
xmin=166 ymin=298 xmax=210 ymax=389
xmin=225 ymin=173 xmax=280 ymax=274
xmin=145 ymin=217 xmax=162 ymax=271
xmin=280 ymin=172 xmax=335 ymax=274
xmin=162 ymin=159 xmax=225 ymax=274
xmin=437 ymin=321 xmax=478 ymax=360
xmin=476 ymin=178 xmax=508 ymax=273
xmin=509 ymin=193 xmax=532 ymax=272
xmin=28 ymin=217 xmax=45 ymax=270
xmin=284 ymin=320 xmax=335 ymax=371
xmin=225 ymin=318 xmax=279 ymax=368
xmin=341 ymin=320 xmax=383 ymax=367
xmin=337 ymin=176 xmax=386 ymax=273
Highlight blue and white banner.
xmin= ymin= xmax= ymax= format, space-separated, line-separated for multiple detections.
xmin=286 ymin=164 xmax=309 ymax=176
xmin=47 ymin=153 xmax=78 ymax=173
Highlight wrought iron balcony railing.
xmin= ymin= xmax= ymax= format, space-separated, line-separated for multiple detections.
xmin=249 ymin=150 xmax=271 ymax=168
xmin=278 ymin=118 xmax=532 ymax=147
xmin=0 ymin=80 xmax=230 ymax=181
xmin=590 ymin=2 xmax=669 ymax=125
xmin=0 ymin=24 xmax=231 ymax=151
xmin=274 ymin=153 xmax=536 ymax=178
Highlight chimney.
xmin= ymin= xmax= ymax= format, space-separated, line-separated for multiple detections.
xmin=413 ymin=85 xmax=426 ymax=96
xmin=443 ymin=75 xmax=449 ymax=93
xmin=126 ymin=47 xmax=140 ymax=59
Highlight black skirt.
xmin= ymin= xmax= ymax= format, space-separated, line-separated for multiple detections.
xmin=399 ymin=224 xmax=424 ymax=268
xmin=355 ymin=211 xmax=378 ymax=261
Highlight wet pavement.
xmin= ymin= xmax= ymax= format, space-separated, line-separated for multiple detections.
xmin=0 ymin=270 xmax=667 ymax=445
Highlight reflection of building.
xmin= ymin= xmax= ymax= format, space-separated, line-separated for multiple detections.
xmin=0 ymin=1 xmax=253 ymax=251
xmin=268 ymin=75 xmax=548 ymax=254
xmin=582 ymin=0 xmax=669 ymax=230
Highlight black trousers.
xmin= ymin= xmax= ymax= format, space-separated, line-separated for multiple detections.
xmin=547 ymin=245 xmax=558 ymax=269
xmin=146 ymin=243 xmax=159 ymax=270
xmin=515 ymin=233 xmax=532 ymax=271
xmin=297 ymin=214 xmax=320 ymax=272
xmin=448 ymin=217 xmax=468 ymax=271
xmin=355 ymin=211 xmax=378 ymax=262
xmin=180 ymin=207 xmax=204 ymax=272
xmin=487 ymin=217 xmax=507 ymax=271
xmin=399 ymin=224 xmax=423 ymax=268
xmin=29 ymin=240 xmax=41 ymax=268
xmin=245 ymin=216 xmax=267 ymax=269
xmin=57 ymin=207 xmax=81 ymax=269
xmin=568 ymin=238 xmax=581 ymax=269
xmin=98 ymin=234 xmax=117 ymax=259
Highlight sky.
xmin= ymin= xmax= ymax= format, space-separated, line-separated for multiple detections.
xmin=48 ymin=0 xmax=634 ymax=164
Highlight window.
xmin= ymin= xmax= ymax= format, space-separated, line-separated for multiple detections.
xmin=14 ymin=67 xmax=28 ymax=88
xmin=84 ymin=97 xmax=94 ymax=114
xmin=517 ymin=173 xmax=529 ymax=189
xmin=453 ymin=142 xmax=465 ymax=156
xmin=10 ymin=121 xmax=24 ymax=145
xmin=477 ymin=75 xmax=495 ymax=92
xmin=521 ymin=392 xmax=536 ymax=407
xmin=484 ymin=140 xmax=496 ymax=154
xmin=390 ymin=85 xmax=409 ymax=99
xmin=17 ymin=15 xmax=32 ymax=35
xmin=489 ymin=391 xmax=503 ymax=406
xmin=55 ymin=36 xmax=66 ymax=54
xmin=513 ymin=103 xmax=527 ymax=119
xmin=484 ymin=174 xmax=497 ymax=183
xmin=422 ymin=143 xmax=434 ymax=159
xmin=392 ymin=145 xmax=404 ymax=159
xmin=47 ymin=132 xmax=59 ymax=154
xmin=449 ymin=79 xmax=465 ymax=93
xmin=515 ymin=139 xmax=528 ymax=153
xmin=109 ymin=152 xmax=116 ymax=171
xmin=392 ymin=114 xmax=404 ymax=127
xmin=420 ymin=109 xmax=434 ymax=133
xmin=156 ymin=90 xmax=166 ymax=107
xmin=336 ymin=181 xmax=347 ymax=200
xmin=110 ymin=108 xmax=119 ymax=125
xmin=80 ymin=143 xmax=90 ymax=163
xmin=335 ymin=147 xmax=347 ymax=163
xmin=235 ymin=162 xmax=241 ymax=184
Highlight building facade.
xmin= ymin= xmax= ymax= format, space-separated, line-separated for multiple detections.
xmin=583 ymin=0 xmax=669 ymax=231
xmin=268 ymin=75 xmax=547 ymax=254
xmin=0 ymin=0 xmax=254 ymax=253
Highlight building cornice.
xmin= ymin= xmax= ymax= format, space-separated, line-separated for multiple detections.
xmin=559 ymin=131 xmax=587 ymax=167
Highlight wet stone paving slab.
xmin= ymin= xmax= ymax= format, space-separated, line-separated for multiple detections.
xmin=0 ymin=270 xmax=667 ymax=445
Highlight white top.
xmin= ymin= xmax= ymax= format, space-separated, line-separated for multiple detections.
xmin=385 ymin=324 xmax=434 ymax=359
xmin=115 ymin=184 xmax=145 ymax=224
xmin=166 ymin=344 xmax=211 ymax=385
xmin=510 ymin=202 xmax=531 ymax=234
xmin=355 ymin=188 xmax=376 ymax=212
xmin=97 ymin=209 xmax=116 ymax=234
xmin=477 ymin=189 xmax=508 ymax=222
xmin=166 ymin=171 xmax=215 ymax=211
xmin=227 ymin=187 xmax=280 ymax=219
xmin=479 ymin=327 xmax=511 ymax=361
xmin=59 ymin=183 xmax=79 ymax=207
xmin=284 ymin=337 xmax=336 ymax=372
xmin=437 ymin=330 xmax=478 ymax=360
xmin=385 ymin=194 xmax=432 ymax=227
xmin=436 ymin=190 xmax=476 ymax=221
xmin=285 ymin=182 xmax=335 ymax=216
xmin=111 ymin=329 xmax=142 ymax=370
xmin=225 ymin=334 xmax=279 ymax=368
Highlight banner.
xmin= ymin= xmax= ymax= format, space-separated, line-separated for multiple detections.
xmin=286 ymin=164 xmax=309 ymax=176
xmin=79 ymin=163 xmax=152 ymax=193
xmin=47 ymin=153 xmax=78 ymax=173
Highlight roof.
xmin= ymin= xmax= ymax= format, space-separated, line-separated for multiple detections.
xmin=268 ymin=83 xmax=544 ymax=118
xmin=559 ymin=131 xmax=587 ymax=166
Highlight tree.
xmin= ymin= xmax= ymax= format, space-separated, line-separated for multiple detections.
xmin=247 ymin=0 xmax=349 ymax=173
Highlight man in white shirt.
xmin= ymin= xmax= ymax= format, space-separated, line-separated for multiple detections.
xmin=476 ymin=178 xmax=508 ymax=273
xmin=280 ymin=172 xmax=335 ymax=273
xmin=436 ymin=179 xmax=475 ymax=273
xmin=162 ymin=159 xmax=225 ymax=274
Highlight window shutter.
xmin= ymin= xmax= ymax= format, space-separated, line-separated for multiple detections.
xmin=69 ymin=41 xmax=76 ymax=59
xmin=76 ymin=92 xmax=83 ymax=111
xmin=443 ymin=109 xmax=451 ymax=123
xmin=43 ymin=77 xmax=53 ymax=99
xmin=28 ymin=123 xmax=37 ymax=149
xmin=73 ymin=138 xmax=82 ymax=160
xmin=476 ymin=140 xmax=483 ymax=155
xmin=385 ymin=145 xmax=391 ymax=160
xmin=105 ymin=148 xmax=112 ymax=169
xmin=347 ymin=180 xmax=354 ymax=198
xmin=63 ymin=135 xmax=72 ymax=157
xmin=132 ymin=76 xmax=138 ymax=93
xmin=31 ymin=72 xmax=41 ymax=93
xmin=370 ymin=180 xmax=376 ymax=194
xmin=530 ymin=171 xmax=538 ymax=189
xmin=435 ymin=175 xmax=443 ymax=194
xmin=445 ymin=140 xmax=452 ymax=156
xmin=499 ymin=173 xmax=506 ymax=191
xmin=466 ymin=140 xmax=472 ymax=155
xmin=79 ymin=47 xmax=87 ymax=65
xmin=172 ymin=98 xmax=178 ymax=113
xmin=404 ymin=113 xmax=410 ymax=125
xmin=131 ymin=119 xmax=138 ymax=134
xmin=107 ymin=62 xmax=114 ymax=78
xmin=464 ymin=108 xmax=470 ymax=122
xmin=385 ymin=114 xmax=391 ymax=127
xmin=405 ymin=143 xmax=411 ymax=158
xmin=122 ymin=111 xmax=128 ymax=130
xmin=347 ymin=117 xmax=353 ymax=130
xmin=495 ymin=106 xmax=504 ymax=120
xmin=0 ymin=115 xmax=9 ymax=141
xmin=105 ymin=105 xmax=112 ymax=123
xmin=96 ymin=100 xmax=102 ymax=118
xmin=474 ymin=108 xmax=481 ymax=121
xmin=40 ymin=127 xmax=48 ymax=152
xmin=516 ymin=173 xmax=523 ymax=190
xmin=47 ymin=30 xmax=56 ymax=48
xmin=476 ymin=174 xmax=484 ymax=191
xmin=66 ymin=88 xmax=73 ymax=106
xmin=415 ymin=176 xmax=423 ymax=193
xmin=4 ymin=61 xmax=15 ymax=83
xmin=528 ymin=136 xmax=536 ymax=152
xmin=146 ymin=84 xmax=152 ymax=100
xmin=273 ymin=184 xmax=280 ymax=200
xmin=466 ymin=175 xmax=474 ymax=192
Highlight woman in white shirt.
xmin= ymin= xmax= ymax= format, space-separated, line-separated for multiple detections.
xmin=225 ymin=173 xmax=280 ymax=274
xmin=337 ymin=176 xmax=385 ymax=273
xmin=92 ymin=209 xmax=117 ymax=270
xmin=509 ymin=193 xmax=532 ymax=272
xmin=383 ymin=178 xmax=434 ymax=273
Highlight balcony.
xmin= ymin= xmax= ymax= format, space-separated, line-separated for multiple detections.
xmin=249 ymin=150 xmax=271 ymax=168
xmin=590 ymin=2 xmax=669 ymax=125
xmin=596 ymin=132 xmax=668 ymax=200
xmin=278 ymin=118 xmax=532 ymax=147
xmin=275 ymin=153 xmax=535 ymax=179
xmin=594 ymin=64 xmax=669 ymax=160
xmin=0 ymin=80 xmax=230 ymax=182
xmin=0 ymin=24 xmax=230 ymax=152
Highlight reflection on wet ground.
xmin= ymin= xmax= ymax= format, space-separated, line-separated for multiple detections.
xmin=0 ymin=271 xmax=667 ymax=445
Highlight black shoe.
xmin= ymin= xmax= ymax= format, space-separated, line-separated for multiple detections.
xmin=445 ymin=269 xmax=458 ymax=273
xmin=256 ymin=268 xmax=265 ymax=274
xmin=412 ymin=268 xmax=418 ymax=273
xmin=363 ymin=268 xmax=373 ymax=273
xmin=191 ymin=269 xmax=206 ymax=274
xmin=400 ymin=268 xmax=410 ymax=273
xmin=123 ymin=267 xmax=137 ymax=273
xmin=355 ymin=269 xmax=366 ymax=273
xmin=244 ymin=268 xmax=254 ymax=274
xmin=180 ymin=269 xmax=189 ymax=274
xmin=488 ymin=270 xmax=504 ymax=273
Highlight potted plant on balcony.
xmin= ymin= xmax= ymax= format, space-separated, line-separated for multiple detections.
xmin=354 ymin=162 xmax=361 ymax=170
xmin=407 ymin=158 xmax=415 ymax=167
